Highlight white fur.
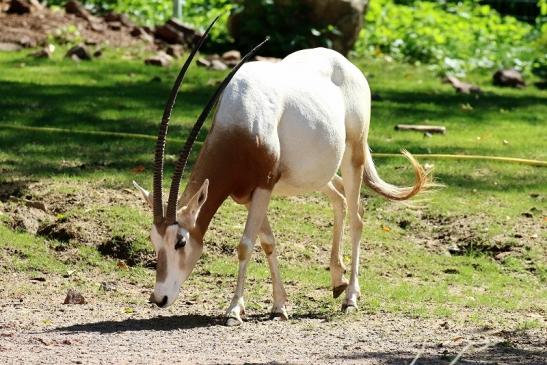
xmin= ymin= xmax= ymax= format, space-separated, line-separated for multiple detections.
xmin=215 ymin=48 xmax=371 ymax=196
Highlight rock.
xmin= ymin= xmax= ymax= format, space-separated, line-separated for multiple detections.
xmin=19 ymin=35 xmax=36 ymax=48
xmin=32 ymin=44 xmax=55 ymax=58
xmin=63 ymin=289 xmax=86 ymax=304
xmin=221 ymin=50 xmax=241 ymax=67
xmin=493 ymin=69 xmax=525 ymax=88
xmin=89 ymin=21 xmax=106 ymax=33
xmin=210 ymin=59 xmax=228 ymax=71
xmin=165 ymin=44 xmax=184 ymax=59
xmin=130 ymin=27 xmax=155 ymax=43
xmin=84 ymin=39 xmax=99 ymax=46
xmin=154 ymin=18 xmax=201 ymax=46
xmin=144 ymin=51 xmax=173 ymax=67
xmin=7 ymin=0 xmax=42 ymax=14
xmin=104 ymin=12 xmax=133 ymax=27
xmin=229 ymin=0 xmax=368 ymax=56
xmin=255 ymin=55 xmax=281 ymax=63
xmin=65 ymin=45 xmax=91 ymax=61
xmin=222 ymin=50 xmax=241 ymax=62
xmin=166 ymin=18 xmax=202 ymax=43
xmin=154 ymin=24 xmax=185 ymax=44
xmin=64 ymin=0 xmax=93 ymax=23
xmin=0 ymin=42 xmax=22 ymax=52
xmin=130 ymin=26 xmax=146 ymax=37
xmin=444 ymin=75 xmax=481 ymax=94
xmin=107 ymin=21 xmax=122 ymax=31
xmin=196 ymin=57 xmax=211 ymax=68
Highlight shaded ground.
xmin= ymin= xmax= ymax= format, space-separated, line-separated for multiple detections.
xmin=1 ymin=180 xmax=543 ymax=270
xmin=0 ymin=182 xmax=545 ymax=364
xmin=0 ymin=273 xmax=545 ymax=365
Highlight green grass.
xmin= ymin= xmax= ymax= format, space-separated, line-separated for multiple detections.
xmin=0 ymin=47 xmax=545 ymax=325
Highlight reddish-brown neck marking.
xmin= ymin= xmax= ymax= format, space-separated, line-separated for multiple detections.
xmin=179 ymin=126 xmax=280 ymax=243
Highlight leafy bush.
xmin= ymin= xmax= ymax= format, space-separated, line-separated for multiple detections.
xmin=354 ymin=0 xmax=543 ymax=76
xmin=181 ymin=0 xmax=233 ymax=51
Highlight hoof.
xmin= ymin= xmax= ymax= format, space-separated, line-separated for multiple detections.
xmin=225 ymin=316 xmax=243 ymax=327
xmin=332 ymin=283 xmax=348 ymax=298
xmin=270 ymin=311 xmax=289 ymax=321
xmin=341 ymin=303 xmax=358 ymax=313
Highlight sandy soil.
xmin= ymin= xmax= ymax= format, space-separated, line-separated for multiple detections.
xmin=0 ymin=183 xmax=545 ymax=364
xmin=1 ymin=274 xmax=545 ymax=365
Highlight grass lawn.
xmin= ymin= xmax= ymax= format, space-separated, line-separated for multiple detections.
xmin=0 ymin=47 xmax=545 ymax=329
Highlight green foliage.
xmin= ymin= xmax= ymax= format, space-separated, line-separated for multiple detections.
xmin=182 ymin=0 xmax=233 ymax=47
xmin=355 ymin=0 xmax=543 ymax=76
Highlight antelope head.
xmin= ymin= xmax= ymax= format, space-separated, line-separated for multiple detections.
xmin=133 ymin=18 xmax=268 ymax=308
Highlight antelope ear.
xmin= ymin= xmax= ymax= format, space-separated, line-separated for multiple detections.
xmin=180 ymin=179 xmax=209 ymax=224
xmin=133 ymin=181 xmax=153 ymax=209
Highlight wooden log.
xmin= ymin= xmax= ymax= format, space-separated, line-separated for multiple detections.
xmin=395 ymin=124 xmax=446 ymax=134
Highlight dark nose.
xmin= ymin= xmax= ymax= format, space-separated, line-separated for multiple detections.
xmin=158 ymin=295 xmax=168 ymax=307
xmin=149 ymin=293 xmax=168 ymax=308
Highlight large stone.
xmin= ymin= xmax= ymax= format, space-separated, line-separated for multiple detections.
xmin=222 ymin=50 xmax=241 ymax=67
xmin=493 ymin=69 xmax=525 ymax=88
xmin=7 ymin=0 xmax=42 ymax=14
xmin=229 ymin=0 xmax=368 ymax=56
xmin=154 ymin=18 xmax=201 ymax=46
xmin=65 ymin=0 xmax=93 ymax=22
xmin=104 ymin=12 xmax=133 ymax=27
xmin=145 ymin=51 xmax=173 ymax=67
xmin=0 ymin=42 xmax=22 ymax=52
xmin=154 ymin=24 xmax=184 ymax=44
xmin=65 ymin=45 xmax=91 ymax=61
xmin=210 ymin=59 xmax=228 ymax=71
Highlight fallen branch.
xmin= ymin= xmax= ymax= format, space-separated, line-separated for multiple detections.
xmin=395 ymin=124 xmax=446 ymax=134
xmin=443 ymin=75 xmax=481 ymax=94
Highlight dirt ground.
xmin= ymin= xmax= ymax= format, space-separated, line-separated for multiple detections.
xmin=0 ymin=182 xmax=545 ymax=364
xmin=0 ymin=5 xmax=144 ymax=49
xmin=0 ymin=273 xmax=545 ymax=365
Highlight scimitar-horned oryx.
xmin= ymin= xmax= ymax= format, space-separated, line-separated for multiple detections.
xmin=133 ymin=18 xmax=430 ymax=326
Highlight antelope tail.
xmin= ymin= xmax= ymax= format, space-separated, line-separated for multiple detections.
xmin=363 ymin=146 xmax=429 ymax=201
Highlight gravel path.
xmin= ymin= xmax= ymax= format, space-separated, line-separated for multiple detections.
xmin=1 ymin=293 xmax=545 ymax=365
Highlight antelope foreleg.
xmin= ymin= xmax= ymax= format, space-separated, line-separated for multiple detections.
xmin=225 ymin=188 xmax=272 ymax=326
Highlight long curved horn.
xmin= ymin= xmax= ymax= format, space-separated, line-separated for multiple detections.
xmin=152 ymin=16 xmax=220 ymax=228
xmin=165 ymin=37 xmax=270 ymax=225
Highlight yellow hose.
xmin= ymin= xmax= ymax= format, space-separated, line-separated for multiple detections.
xmin=372 ymin=153 xmax=547 ymax=167
xmin=2 ymin=124 xmax=545 ymax=167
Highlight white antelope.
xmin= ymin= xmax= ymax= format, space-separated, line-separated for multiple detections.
xmin=134 ymin=19 xmax=428 ymax=326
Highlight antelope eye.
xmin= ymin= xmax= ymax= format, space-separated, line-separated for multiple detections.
xmin=175 ymin=234 xmax=186 ymax=250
